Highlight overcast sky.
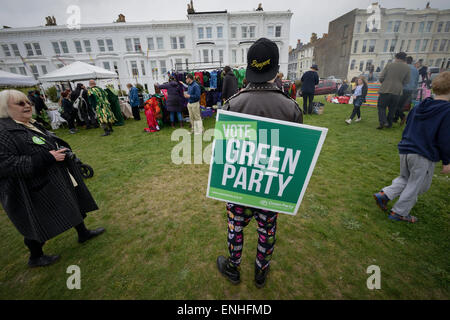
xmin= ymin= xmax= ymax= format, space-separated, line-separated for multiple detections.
xmin=1 ymin=0 xmax=449 ymax=47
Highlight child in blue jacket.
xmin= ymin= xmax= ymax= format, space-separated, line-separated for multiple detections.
xmin=373 ymin=71 xmax=450 ymax=223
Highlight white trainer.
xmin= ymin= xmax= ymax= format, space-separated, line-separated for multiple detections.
xmin=345 ymin=119 xmax=351 ymax=125
xmin=355 ymin=117 xmax=362 ymax=122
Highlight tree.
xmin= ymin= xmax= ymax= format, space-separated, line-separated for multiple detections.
xmin=45 ymin=86 xmax=58 ymax=102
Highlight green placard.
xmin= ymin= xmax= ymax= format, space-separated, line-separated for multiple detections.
xmin=206 ymin=110 xmax=328 ymax=215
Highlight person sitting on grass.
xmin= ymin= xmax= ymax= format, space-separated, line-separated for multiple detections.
xmin=345 ymin=76 xmax=368 ymax=124
xmin=373 ymin=71 xmax=450 ymax=223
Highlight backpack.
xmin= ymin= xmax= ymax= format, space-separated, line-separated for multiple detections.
xmin=312 ymin=102 xmax=324 ymax=114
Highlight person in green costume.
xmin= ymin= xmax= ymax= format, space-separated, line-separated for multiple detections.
xmin=87 ymin=80 xmax=116 ymax=136
xmin=105 ymin=85 xmax=125 ymax=126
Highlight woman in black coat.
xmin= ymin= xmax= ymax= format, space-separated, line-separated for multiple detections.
xmin=156 ymin=77 xmax=185 ymax=128
xmin=0 ymin=90 xmax=105 ymax=268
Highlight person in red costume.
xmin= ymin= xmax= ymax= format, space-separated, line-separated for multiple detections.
xmin=143 ymin=97 xmax=161 ymax=133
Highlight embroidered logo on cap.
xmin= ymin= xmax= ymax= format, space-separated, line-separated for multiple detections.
xmin=251 ymin=59 xmax=271 ymax=70
xmin=32 ymin=136 xmax=46 ymax=145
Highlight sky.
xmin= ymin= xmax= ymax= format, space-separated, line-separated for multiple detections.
xmin=1 ymin=0 xmax=449 ymax=47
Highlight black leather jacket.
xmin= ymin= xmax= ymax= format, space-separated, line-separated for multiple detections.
xmin=224 ymin=82 xmax=303 ymax=124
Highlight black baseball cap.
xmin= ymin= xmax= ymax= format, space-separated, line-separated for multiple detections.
xmin=246 ymin=38 xmax=280 ymax=83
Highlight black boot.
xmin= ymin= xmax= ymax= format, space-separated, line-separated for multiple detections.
xmin=216 ymin=256 xmax=240 ymax=284
xmin=255 ymin=264 xmax=270 ymax=288
xmin=78 ymin=227 xmax=106 ymax=244
xmin=101 ymin=124 xmax=110 ymax=136
xmin=28 ymin=255 xmax=60 ymax=268
xmin=108 ymin=123 xmax=114 ymax=132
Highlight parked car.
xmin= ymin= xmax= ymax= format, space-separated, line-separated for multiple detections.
xmin=326 ymin=76 xmax=343 ymax=85
xmin=299 ymin=79 xmax=338 ymax=96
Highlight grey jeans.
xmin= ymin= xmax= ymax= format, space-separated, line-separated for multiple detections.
xmin=382 ymin=153 xmax=435 ymax=217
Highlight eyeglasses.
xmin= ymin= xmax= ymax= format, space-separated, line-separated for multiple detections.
xmin=14 ymin=100 xmax=32 ymax=107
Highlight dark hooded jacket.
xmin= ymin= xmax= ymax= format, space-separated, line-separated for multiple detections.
xmin=398 ymin=97 xmax=450 ymax=165
xmin=157 ymin=81 xmax=184 ymax=112
xmin=222 ymin=71 xmax=239 ymax=101
xmin=0 ymin=118 xmax=98 ymax=242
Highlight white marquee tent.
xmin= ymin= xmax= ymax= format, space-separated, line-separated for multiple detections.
xmin=0 ymin=70 xmax=38 ymax=87
xmin=38 ymin=61 xmax=118 ymax=82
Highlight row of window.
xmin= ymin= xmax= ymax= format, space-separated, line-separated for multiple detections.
xmin=1 ymin=25 xmax=283 ymax=58
xmin=0 ymin=36 xmax=188 ymax=57
xmin=385 ymin=38 xmax=449 ymax=53
xmin=198 ymin=26 xmax=222 ymax=39
xmin=199 ymin=49 xmax=224 ymax=64
xmin=353 ymin=40 xmax=377 ymax=53
xmin=352 ymin=38 xmax=449 ymax=54
xmin=7 ymin=59 xmax=175 ymax=79
xmin=127 ymin=59 xmax=190 ymax=77
xmin=8 ymin=64 xmax=48 ymax=78
xmin=350 ymin=57 xmax=450 ymax=72
xmin=231 ymin=48 xmax=249 ymax=64
xmin=198 ymin=25 xmax=282 ymax=39
xmin=355 ymin=20 xmax=450 ymax=34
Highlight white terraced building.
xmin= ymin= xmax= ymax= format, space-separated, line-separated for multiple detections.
xmin=0 ymin=8 xmax=292 ymax=91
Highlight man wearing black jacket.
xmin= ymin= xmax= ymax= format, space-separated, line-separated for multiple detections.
xmin=217 ymin=38 xmax=303 ymax=289
xmin=301 ymin=65 xmax=319 ymax=114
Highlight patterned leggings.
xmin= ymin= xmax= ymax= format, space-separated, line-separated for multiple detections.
xmin=226 ymin=203 xmax=278 ymax=271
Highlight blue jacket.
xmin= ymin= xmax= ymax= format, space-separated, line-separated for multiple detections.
xmin=128 ymin=87 xmax=140 ymax=107
xmin=300 ymin=70 xmax=319 ymax=94
xmin=404 ymin=64 xmax=419 ymax=91
xmin=398 ymin=98 xmax=450 ymax=165
xmin=187 ymin=81 xmax=201 ymax=103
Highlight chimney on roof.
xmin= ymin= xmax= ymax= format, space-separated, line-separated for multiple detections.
xmin=115 ymin=14 xmax=126 ymax=23
xmin=426 ymin=2 xmax=430 ymax=8
xmin=45 ymin=16 xmax=57 ymax=26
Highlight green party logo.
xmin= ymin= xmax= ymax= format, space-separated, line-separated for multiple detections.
xmin=32 ymin=136 xmax=46 ymax=145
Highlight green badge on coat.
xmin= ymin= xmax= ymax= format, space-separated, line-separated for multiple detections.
xmin=32 ymin=136 xmax=46 ymax=145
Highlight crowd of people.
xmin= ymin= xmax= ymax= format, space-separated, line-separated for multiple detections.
xmin=31 ymin=80 xmax=129 ymax=136
xmin=0 ymin=35 xmax=448 ymax=294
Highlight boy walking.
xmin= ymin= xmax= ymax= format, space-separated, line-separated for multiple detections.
xmin=373 ymin=72 xmax=450 ymax=222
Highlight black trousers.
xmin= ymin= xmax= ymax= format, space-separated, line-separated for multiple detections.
xmin=377 ymin=93 xmax=400 ymax=127
xmin=303 ymin=93 xmax=314 ymax=114
xmin=350 ymin=96 xmax=363 ymax=120
xmin=24 ymin=222 xmax=90 ymax=259
xmin=131 ymin=106 xmax=141 ymax=120
xmin=65 ymin=110 xmax=77 ymax=130
xmin=350 ymin=106 xmax=361 ymax=120
xmin=80 ymin=103 xmax=98 ymax=127
xmin=394 ymin=90 xmax=413 ymax=121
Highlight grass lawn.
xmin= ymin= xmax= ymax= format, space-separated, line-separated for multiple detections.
xmin=0 ymin=96 xmax=448 ymax=299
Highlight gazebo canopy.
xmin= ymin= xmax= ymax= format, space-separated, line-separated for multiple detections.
xmin=0 ymin=70 xmax=38 ymax=87
xmin=39 ymin=61 xmax=118 ymax=82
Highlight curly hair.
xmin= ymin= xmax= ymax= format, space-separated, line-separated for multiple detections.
xmin=431 ymin=71 xmax=450 ymax=95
